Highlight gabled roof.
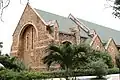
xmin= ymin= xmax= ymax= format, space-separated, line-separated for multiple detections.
xmin=35 ymin=9 xmax=88 ymax=37
xmin=35 ymin=9 xmax=120 ymax=45
xmin=35 ymin=9 xmax=75 ymax=32
xmin=105 ymin=38 xmax=118 ymax=50
xmin=78 ymin=19 xmax=120 ymax=45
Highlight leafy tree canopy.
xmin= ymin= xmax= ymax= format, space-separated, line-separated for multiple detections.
xmin=43 ymin=43 xmax=113 ymax=70
xmin=115 ymin=53 xmax=120 ymax=68
xmin=107 ymin=0 xmax=120 ymax=18
xmin=0 ymin=54 xmax=26 ymax=72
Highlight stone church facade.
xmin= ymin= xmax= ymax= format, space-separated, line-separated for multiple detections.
xmin=10 ymin=4 xmax=119 ymax=71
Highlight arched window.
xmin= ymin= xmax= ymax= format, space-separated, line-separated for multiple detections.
xmin=62 ymin=41 xmax=72 ymax=44
xmin=26 ymin=36 xmax=28 ymax=50
xmin=96 ymin=45 xmax=100 ymax=50
xmin=31 ymin=28 xmax=34 ymax=49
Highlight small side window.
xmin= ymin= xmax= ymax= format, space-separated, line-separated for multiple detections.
xmin=96 ymin=45 xmax=100 ymax=50
xmin=26 ymin=36 xmax=28 ymax=50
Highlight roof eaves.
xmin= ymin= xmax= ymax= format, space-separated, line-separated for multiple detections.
xmin=90 ymin=34 xmax=97 ymax=46
xmin=30 ymin=5 xmax=48 ymax=25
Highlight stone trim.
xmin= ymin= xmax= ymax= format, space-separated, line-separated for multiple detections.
xmin=29 ymin=4 xmax=47 ymax=25
xmin=13 ymin=3 xmax=47 ymax=36
xmin=46 ymin=34 xmax=54 ymax=39
xmin=10 ymin=51 xmax=17 ymax=53
xmin=59 ymin=31 xmax=74 ymax=36
xmin=38 ymin=39 xmax=54 ymax=43
xmin=90 ymin=34 xmax=97 ymax=46
xmin=53 ymin=20 xmax=59 ymax=40
xmin=45 ymin=20 xmax=59 ymax=40
xmin=17 ymin=23 xmax=38 ymax=47
xmin=61 ymin=40 xmax=73 ymax=44
xmin=105 ymin=38 xmax=112 ymax=50
xmin=105 ymin=38 xmax=119 ymax=52
xmin=90 ymin=34 xmax=105 ymax=51
xmin=35 ymin=46 xmax=48 ymax=49
xmin=105 ymin=38 xmax=119 ymax=65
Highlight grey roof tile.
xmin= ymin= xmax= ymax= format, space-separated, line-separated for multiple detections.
xmin=35 ymin=9 xmax=120 ymax=45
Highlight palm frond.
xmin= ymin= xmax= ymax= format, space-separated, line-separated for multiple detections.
xmin=42 ymin=50 xmax=64 ymax=68
xmin=49 ymin=45 xmax=61 ymax=53
xmin=43 ymin=43 xmax=93 ymax=70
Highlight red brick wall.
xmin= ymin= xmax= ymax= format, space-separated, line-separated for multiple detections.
xmin=106 ymin=38 xmax=119 ymax=65
xmin=91 ymin=35 xmax=105 ymax=52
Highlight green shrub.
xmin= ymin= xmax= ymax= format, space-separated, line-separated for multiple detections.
xmin=90 ymin=60 xmax=108 ymax=79
xmin=108 ymin=67 xmax=119 ymax=74
xmin=87 ymin=51 xmax=114 ymax=68
xmin=0 ymin=69 xmax=27 ymax=80
xmin=0 ymin=55 xmax=26 ymax=72
xmin=0 ymin=67 xmax=119 ymax=80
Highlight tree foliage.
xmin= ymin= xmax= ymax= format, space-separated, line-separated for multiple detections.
xmin=0 ymin=67 xmax=119 ymax=80
xmin=115 ymin=53 xmax=120 ymax=68
xmin=43 ymin=43 xmax=91 ymax=70
xmin=107 ymin=0 xmax=120 ymax=18
xmin=43 ymin=42 xmax=92 ymax=80
xmin=0 ymin=0 xmax=10 ymax=21
xmin=90 ymin=60 xmax=108 ymax=79
xmin=0 ymin=54 xmax=26 ymax=72
xmin=0 ymin=42 xmax=3 ymax=55
xmin=43 ymin=42 xmax=113 ymax=72
xmin=87 ymin=50 xmax=114 ymax=68
xmin=0 ymin=0 xmax=30 ymax=21
xmin=115 ymin=53 xmax=120 ymax=78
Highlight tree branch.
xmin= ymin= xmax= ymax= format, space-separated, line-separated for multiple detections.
xmin=0 ymin=0 xmax=10 ymax=22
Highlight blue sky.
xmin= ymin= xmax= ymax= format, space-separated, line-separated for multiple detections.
xmin=0 ymin=0 xmax=120 ymax=54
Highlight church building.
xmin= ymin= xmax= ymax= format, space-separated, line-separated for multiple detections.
xmin=10 ymin=4 xmax=120 ymax=71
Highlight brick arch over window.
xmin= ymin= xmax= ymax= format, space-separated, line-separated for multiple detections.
xmin=18 ymin=23 xmax=38 ymax=41
xmin=62 ymin=40 xmax=72 ymax=44
xmin=18 ymin=23 xmax=38 ymax=67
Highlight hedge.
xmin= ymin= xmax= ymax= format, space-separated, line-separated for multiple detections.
xmin=0 ymin=68 xmax=119 ymax=80
xmin=108 ymin=68 xmax=119 ymax=74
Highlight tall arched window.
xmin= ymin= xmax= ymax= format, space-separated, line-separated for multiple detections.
xmin=19 ymin=24 xmax=37 ymax=67
xmin=26 ymin=36 xmax=28 ymax=50
xmin=31 ymin=28 xmax=34 ymax=49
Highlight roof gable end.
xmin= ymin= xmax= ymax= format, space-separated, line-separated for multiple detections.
xmin=13 ymin=3 xmax=47 ymax=36
xmin=90 ymin=34 xmax=105 ymax=51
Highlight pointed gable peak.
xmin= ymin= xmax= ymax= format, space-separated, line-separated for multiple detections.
xmin=105 ymin=38 xmax=116 ymax=50
xmin=26 ymin=2 xmax=48 ymax=25
xmin=89 ymin=34 xmax=105 ymax=51
xmin=13 ymin=2 xmax=48 ymax=36
xmin=90 ymin=34 xmax=100 ymax=46
xmin=24 ymin=2 xmax=31 ymax=9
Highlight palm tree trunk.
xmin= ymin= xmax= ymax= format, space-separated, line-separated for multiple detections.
xmin=65 ymin=67 xmax=69 ymax=80
xmin=65 ymin=70 xmax=69 ymax=80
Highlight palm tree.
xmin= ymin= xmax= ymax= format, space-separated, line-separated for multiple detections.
xmin=42 ymin=42 xmax=90 ymax=79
